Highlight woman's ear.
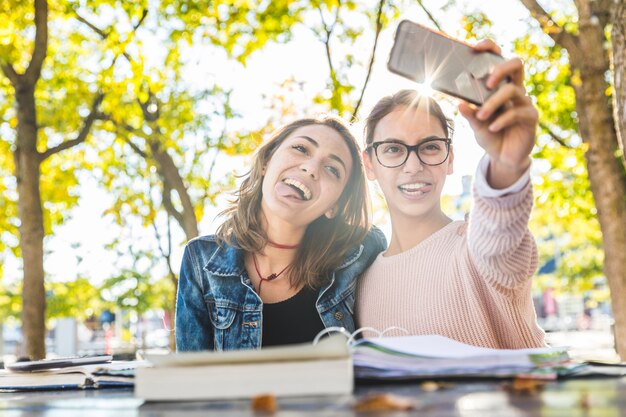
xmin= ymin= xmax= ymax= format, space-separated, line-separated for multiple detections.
xmin=324 ymin=205 xmax=337 ymax=219
xmin=363 ymin=150 xmax=377 ymax=181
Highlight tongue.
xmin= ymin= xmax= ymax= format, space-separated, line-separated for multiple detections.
xmin=276 ymin=182 xmax=303 ymax=200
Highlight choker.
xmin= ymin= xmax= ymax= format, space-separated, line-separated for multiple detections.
xmin=267 ymin=240 xmax=300 ymax=250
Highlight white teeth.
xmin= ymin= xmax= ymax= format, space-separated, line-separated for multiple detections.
xmin=283 ymin=178 xmax=312 ymax=201
xmin=399 ymin=182 xmax=427 ymax=191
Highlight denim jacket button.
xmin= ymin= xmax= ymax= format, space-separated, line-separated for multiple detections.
xmin=334 ymin=311 xmax=344 ymax=320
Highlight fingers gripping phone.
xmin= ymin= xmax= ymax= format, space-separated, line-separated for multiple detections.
xmin=388 ymin=20 xmax=506 ymax=106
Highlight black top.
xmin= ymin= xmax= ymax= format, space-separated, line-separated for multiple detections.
xmin=262 ymin=286 xmax=326 ymax=347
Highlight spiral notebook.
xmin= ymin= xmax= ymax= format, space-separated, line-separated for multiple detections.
xmin=350 ymin=332 xmax=575 ymax=380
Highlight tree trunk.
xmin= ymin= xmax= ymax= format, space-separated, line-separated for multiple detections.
xmin=612 ymin=2 xmax=626 ymax=156
xmin=520 ymin=0 xmax=626 ymax=359
xmin=571 ymin=1 xmax=626 ymax=360
xmin=149 ymin=140 xmax=199 ymax=241
xmin=567 ymin=1 xmax=626 ymax=359
xmin=609 ymin=0 xmax=626 ymax=358
xmin=14 ymin=84 xmax=46 ymax=360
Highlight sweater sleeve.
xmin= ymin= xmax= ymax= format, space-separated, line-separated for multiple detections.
xmin=467 ymin=172 xmax=538 ymax=293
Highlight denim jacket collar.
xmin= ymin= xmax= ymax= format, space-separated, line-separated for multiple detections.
xmin=204 ymin=242 xmax=247 ymax=278
xmin=336 ymin=242 xmax=364 ymax=270
xmin=204 ymin=240 xmax=364 ymax=277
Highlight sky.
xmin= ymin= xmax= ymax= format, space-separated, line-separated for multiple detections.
xmin=4 ymin=0 xmax=537 ymax=286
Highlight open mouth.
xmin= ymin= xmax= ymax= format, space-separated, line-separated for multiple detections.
xmin=283 ymin=178 xmax=312 ymax=201
xmin=398 ymin=182 xmax=430 ymax=195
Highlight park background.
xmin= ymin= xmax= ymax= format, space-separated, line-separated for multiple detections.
xmin=1 ymin=0 xmax=625 ymax=361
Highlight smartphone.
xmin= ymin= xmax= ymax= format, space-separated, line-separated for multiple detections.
xmin=388 ymin=20 xmax=506 ymax=106
xmin=5 ymin=355 xmax=113 ymax=372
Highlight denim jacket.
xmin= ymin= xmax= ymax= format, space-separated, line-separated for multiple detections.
xmin=176 ymin=227 xmax=386 ymax=351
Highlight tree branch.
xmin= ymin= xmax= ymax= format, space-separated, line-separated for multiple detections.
xmin=518 ymin=0 xmax=580 ymax=55
xmin=351 ymin=0 xmax=385 ymax=121
xmin=121 ymin=135 xmax=149 ymax=158
xmin=24 ymin=0 xmax=48 ymax=85
xmin=316 ymin=2 xmax=341 ymax=83
xmin=75 ymin=8 xmax=148 ymax=64
xmin=540 ymin=121 xmax=574 ymax=148
xmin=98 ymin=112 xmax=150 ymax=157
xmin=118 ymin=127 xmax=149 ymax=157
xmin=0 ymin=63 xmax=19 ymax=85
xmin=133 ymin=9 xmax=149 ymax=32
xmin=161 ymin=181 xmax=185 ymax=228
xmin=75 ymin=13 xmax=107 ymax=38
xmin=39 ymin=93 xmax=104 ymax=161
xmin=416 ymin=0 xmax=443 ymax=31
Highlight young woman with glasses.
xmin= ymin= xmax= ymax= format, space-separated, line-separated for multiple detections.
xmin=356 ymin=40 xmax=546 ymax=349
xmin=176 ymin=116 xmax=386 ymax=351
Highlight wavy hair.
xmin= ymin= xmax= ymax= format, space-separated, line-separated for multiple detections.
xmin=216 ymin=116 xmax=370 ymax=289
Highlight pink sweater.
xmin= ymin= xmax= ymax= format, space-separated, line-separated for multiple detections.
xmin=356 ymin=182 xmax=546 ymax=349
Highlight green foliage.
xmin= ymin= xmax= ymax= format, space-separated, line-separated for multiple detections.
xmin=0 ymin=0 xmax=110 ymax=264
xmin=511 ymin=21 xmax=604 ymax=290
xmin=101 ymin=269 xmax=172 ymax=315
xmin=460 ymin=11 xmax=493 ymax=41
xmin=452 ymin=3 xmax=605 ymax=294
xmin=46 ymin=277 xmax=105 ymax=321
xmin=158 ymin=0 xmax=305 ymax=63
xmin=0 ymin=279 xmax=21 ymax=322
xmin=3 ymin=0 xmax=609 ymax=320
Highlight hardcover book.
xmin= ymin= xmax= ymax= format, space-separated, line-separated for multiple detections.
xmin=135 ymin=335 xmax=352 ymax=401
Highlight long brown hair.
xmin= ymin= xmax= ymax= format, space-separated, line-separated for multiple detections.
xmin=364 ymin=89 xmax=454 ymax=148
xmin=216 ymin=116 xmax=371 ymax=289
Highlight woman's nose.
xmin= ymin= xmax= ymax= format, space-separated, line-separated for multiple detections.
xmin=300 ymin=163 xmax=319 ymax=179
xmin=402 ymin=150 xmax=424 ymax=173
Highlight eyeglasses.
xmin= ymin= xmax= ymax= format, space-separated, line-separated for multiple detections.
xmin=366 ymin=138 xmax=452 ymax=168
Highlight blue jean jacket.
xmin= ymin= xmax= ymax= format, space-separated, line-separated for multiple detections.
xmin=175 ymin=227 xmax=386 ymax=351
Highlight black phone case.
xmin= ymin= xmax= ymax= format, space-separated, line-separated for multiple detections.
xmin=388 ymin=20 xmax=505 ymax=105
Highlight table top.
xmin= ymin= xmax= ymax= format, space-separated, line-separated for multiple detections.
xmin=2 ymin=376 xmax=625 ymax=416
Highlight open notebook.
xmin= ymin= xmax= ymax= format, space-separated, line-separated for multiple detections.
xmin=351 ymin=333 xmax=576 ymax=380
xmin=0 ymin=361 xmax=142 ymax=392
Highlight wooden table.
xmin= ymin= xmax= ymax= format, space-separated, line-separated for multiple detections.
xmin=2 ymin=376 xmax=625 ymax=416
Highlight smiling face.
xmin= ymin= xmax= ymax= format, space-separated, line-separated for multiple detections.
xmin=261 ymin=124 xmax=354 ymax=229
xmin=364 ymin=105 xmax=454 ymax=223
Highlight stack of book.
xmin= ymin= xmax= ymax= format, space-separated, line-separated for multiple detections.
xmin=351 ymin=334 xmax=577 ymax=380
xmin=135 ymin=335 xmax=352 ymax=401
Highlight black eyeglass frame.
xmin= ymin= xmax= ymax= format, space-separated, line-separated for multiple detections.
xmin=366 ymin=138 xmax=452 ymax=168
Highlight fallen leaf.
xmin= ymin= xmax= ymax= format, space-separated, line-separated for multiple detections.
xmin=353 ymin=393 xmax=416 ymax=411
xmin=503 ymin=378 xmax=546 ymax=395
xmin=251 ymin=393 xmax=278 ymax=413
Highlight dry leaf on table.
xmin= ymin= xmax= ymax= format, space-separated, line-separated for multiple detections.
xmin=353 ymin=393 xmax=416 ymax=411
xmin=251 ymin=393 xmax=278 ymax=413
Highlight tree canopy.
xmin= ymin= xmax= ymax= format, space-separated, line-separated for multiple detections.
xmin=2 ymin=0 xmax=625 ymax=358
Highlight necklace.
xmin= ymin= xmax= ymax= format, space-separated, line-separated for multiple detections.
xmin=252 ymin=253 xmax=291 ymax=294
xmin=267 ymin=240 xmax=300 ymax=249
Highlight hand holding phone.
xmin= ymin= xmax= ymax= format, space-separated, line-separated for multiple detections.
xmin=387 ymin=20 xmax=506 ymax=105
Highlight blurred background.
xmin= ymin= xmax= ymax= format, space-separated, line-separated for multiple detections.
xmin=2 ymin=0 xmax=625 ymax=362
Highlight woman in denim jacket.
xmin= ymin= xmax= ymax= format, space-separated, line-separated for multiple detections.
xmin=176 ymin=116 xmax=387 ymax=351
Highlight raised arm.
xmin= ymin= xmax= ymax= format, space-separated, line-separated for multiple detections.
xmin=458 ymin=40 xmax=538 ymax=190
xmin=460 ymin=40 xmax=539 ymax=290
